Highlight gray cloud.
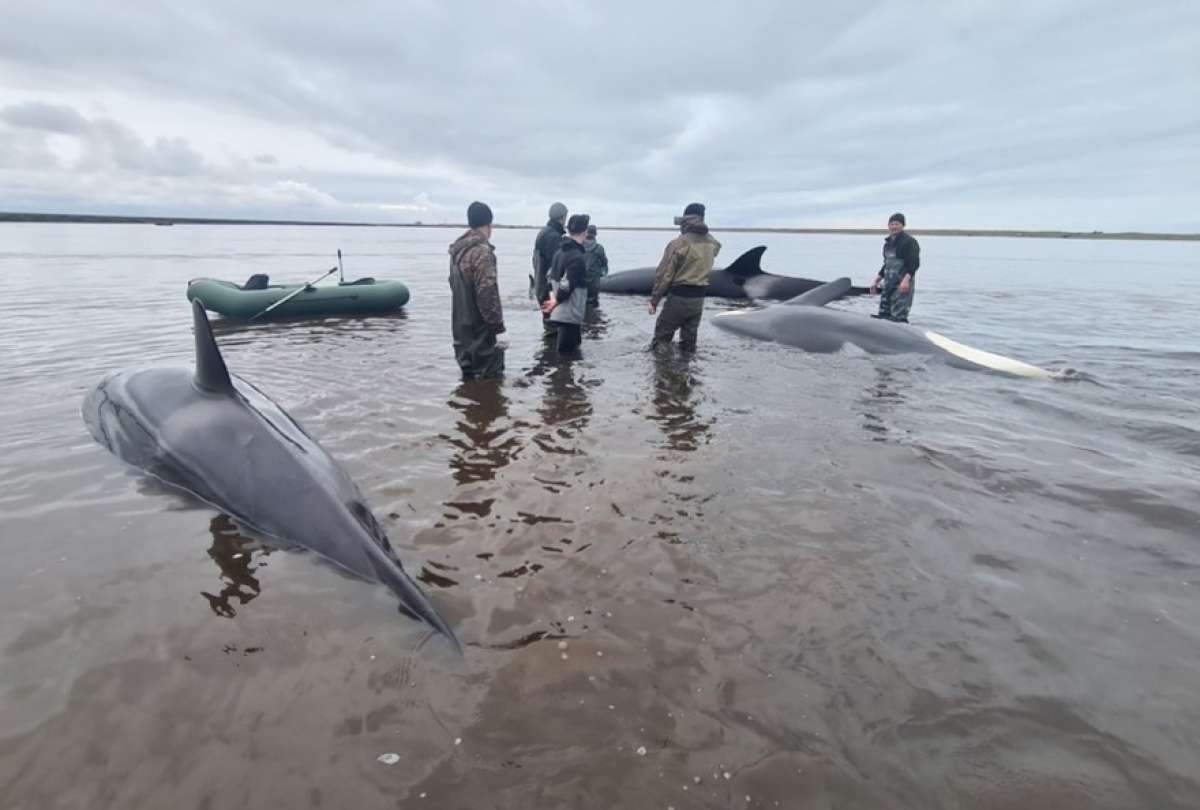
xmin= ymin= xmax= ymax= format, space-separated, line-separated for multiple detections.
xmin=0 ymin=0 xmax=1197 ymax=229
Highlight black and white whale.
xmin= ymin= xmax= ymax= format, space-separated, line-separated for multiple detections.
xmin=598 ymin=246 xmax=870 ymax=301
xmin=82 ymin=300 xmax=460 ymax=647
xmin=712 ymin=278 xmax=1054 ymax=378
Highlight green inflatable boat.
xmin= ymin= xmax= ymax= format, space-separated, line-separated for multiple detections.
xmin=187 ymin=274 xmax=409 ymax=320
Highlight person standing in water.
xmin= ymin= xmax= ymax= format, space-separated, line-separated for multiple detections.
xmin=448 ymin=201 xmax=506 ymax=379
xmin=649 ymin=202 xmax=721 ymax=352
xmin=533 ymin=202 xmax=568 ymax=332
xmin=583 ymin=223 xmax=609 ymax=307
xmin=871 ymin=212 xmax=920 ymax=322
xmin=542 ymin=214 xmax=591 ymax=353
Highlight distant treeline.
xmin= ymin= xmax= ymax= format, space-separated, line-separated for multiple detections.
xmin=2 ymin=211 xmax=1196 ymax=241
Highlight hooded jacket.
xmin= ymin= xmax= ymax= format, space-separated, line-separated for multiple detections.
xmin=449 ymin=229 xmax=505 ymax=336
xmin=533 ymin=218 xmax=566 ymax=302
xmin=650 ymin=216 xmax=722 ymax=305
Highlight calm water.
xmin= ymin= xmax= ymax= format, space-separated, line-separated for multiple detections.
xmin=1 ymin=224 xmax=1198 ymax=809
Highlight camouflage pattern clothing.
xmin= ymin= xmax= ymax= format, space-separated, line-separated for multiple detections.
xmin=583 ymin=237 xmax=608 ymax=306
xmin=876 ymin=231 xmax=920 ymax=322
xmin=449 ymin=229 xmax=505 ymax=379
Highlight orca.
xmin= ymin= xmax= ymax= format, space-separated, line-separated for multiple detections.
xmin=81 ymin=300 xmax=460 ymax=647
xmin=712 ymin=278 xmax=1054 ymax=379
xmin=597 ymin=246 xmax=869 ymax=301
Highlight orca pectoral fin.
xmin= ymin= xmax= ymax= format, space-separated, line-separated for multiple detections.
xmin=782 ymin=278 xmax=853 ymax=307
xmin=721 ymin=246 xmax=767 ymax=278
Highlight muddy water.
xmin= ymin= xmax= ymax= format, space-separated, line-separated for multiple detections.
xmin=1 ymin=224 xmax=1198 ymax=809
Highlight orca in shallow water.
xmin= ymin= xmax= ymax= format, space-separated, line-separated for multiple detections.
xmin=712 ymin=278 xmax=1054 ymax=379
xmin=82 ymin=300 xmax=460 ymax=648
xmin=597 ymin=246 xmax=870 ymax=301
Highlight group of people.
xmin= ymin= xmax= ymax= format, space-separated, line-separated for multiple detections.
xmin=448 ymin=201 xmax=920 ymax=381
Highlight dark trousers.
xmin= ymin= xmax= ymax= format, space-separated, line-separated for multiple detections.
xmin=652 ymin=296 xmax=705 ymax=351
xmin=556 ymin=323 xmax=582 ymax=353
xmin=586 ymin=280 xmax=600 ymax=307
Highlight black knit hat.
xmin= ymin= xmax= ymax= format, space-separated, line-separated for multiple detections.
xmin=888 ymin=212 xmax=906 ymax=226
xmin=586 ymin=224 xmax=597 ymax=236
xmin=683 ymin=202 xmax=706 ymax=218
xmin=467 ymin=201 xmax=493 ymax=228
xmin=567 ymin=213 xmax=590 ymax=235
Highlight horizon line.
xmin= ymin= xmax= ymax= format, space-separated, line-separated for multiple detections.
xmin=1 ymin=211 xmax=1197 ymax=242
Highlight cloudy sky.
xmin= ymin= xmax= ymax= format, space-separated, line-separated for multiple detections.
xmin=1 ymin=1 xmax=1197 ymax=230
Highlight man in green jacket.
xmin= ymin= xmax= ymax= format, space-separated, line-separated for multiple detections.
xmin=649 ymin=203 xmax=721 ymax=352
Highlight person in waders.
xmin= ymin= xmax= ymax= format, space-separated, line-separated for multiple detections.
xmin=533 ymin=202 xmax=568 ymax=335
xmin=541 ymin=214 xmax=591 ymax=354
xmin=870 ymin=212 xmax=920 ymax=322
xmin=649 ymin=202 xmax=721 ymax=352
xmin=448 ymin=201 xmax=506 ymax=380
xmin=583 ymin=223 xmax=608 ymax=307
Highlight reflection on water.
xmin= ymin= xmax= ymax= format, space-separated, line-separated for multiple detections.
xmin=200 ymin=514 xmax=269 ymax=618
xmin=444 ymin=380 xmax=518 ymax=486
xmin=533 ymin=342 xmax=593 ymax=450
xmin=860 ymin=367 xmax=907 ymax=441
xmin=209 ymin=310 xmax=408 ymax=344
xmin=647 ymin=348 xmax=711 ymax=453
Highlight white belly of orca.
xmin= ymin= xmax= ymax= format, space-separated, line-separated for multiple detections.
xmin=924 ymin=330 xmax=1052 ymax=379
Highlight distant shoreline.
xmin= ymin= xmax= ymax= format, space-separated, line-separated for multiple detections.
xmin=2 ymin=211 xmax=1196 ymax=242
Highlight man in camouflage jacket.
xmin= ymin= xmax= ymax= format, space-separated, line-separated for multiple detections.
xmin=449 ymin=202 xmax=506 ymax=379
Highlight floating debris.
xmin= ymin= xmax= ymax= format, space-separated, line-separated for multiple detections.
xmin=561 ymin=653 xmax=570 ymax=660
xmin=454 ymin=738 xmax=462 ymax=746
xmin=558 ymin=640 xmax=569 ymax=650
xmin=636 ymin=746 xmax=647 ymax=756
xmin=377 ymin=753 xmax=400 ymax=765
xmin=724 ymin=771 xmax=732 ymax=780
xmin=596 ymin=650 xmax=604 ymax=657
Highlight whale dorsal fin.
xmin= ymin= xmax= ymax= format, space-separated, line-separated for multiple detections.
xmin=722 ymin=246 xmax=767 ymax=278
xmin=191 ymin=299 xmax=233 ymax=392
xmin=783 ymin=277 xmax=853 ymax=307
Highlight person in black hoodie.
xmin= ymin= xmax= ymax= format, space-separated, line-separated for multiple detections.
xmin=541 ymin=214 xmax=590 ymax=353
xmin=870 ymin=212 xmax=920 ymax=322
xmin=533 ymin=202 xmax=568 ymax=333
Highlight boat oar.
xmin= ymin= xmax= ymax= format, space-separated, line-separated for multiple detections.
xmin=337 ymin=249 xmax=344 ymax=284
xmin=250 ymin=266 xmax=337 ymax=320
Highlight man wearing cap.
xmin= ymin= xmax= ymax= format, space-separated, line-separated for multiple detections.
xmin=649 ymin=203 xmax=721 ymax=352
xmin=533 ymin=202 xmax=568 ymax=323
xmin=542 ymin=214 xmax=592 ymax=353
xmin=583 ymin=223 xmax=609 ymax=307
xmin=449 ymin=201 xmax=506 ymax=379
xmin=870 ymin=212 xmax=920 ymax=322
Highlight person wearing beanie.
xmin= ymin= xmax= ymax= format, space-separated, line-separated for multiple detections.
xmin=870 ymin=212 xmax=920 ymax=322
xmin=541 ymin=214 xmax=591 ymax=353
xmin=649 ymin=203 xmax=721 ymax=352
xmin=582 ymin=222 xmax=608 ymax=307
xmin=448 ymin=201 xmax=506 ymax=379
xmin=532 ymin=202 xmax=569 ymax=333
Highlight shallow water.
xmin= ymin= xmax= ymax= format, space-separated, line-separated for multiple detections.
xmin=1 ymin=224 xmax=1198 ymax=809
